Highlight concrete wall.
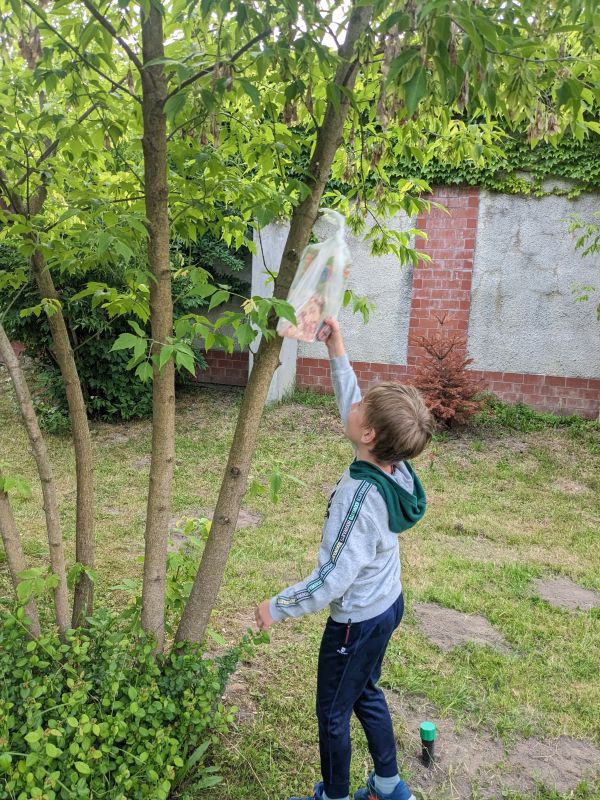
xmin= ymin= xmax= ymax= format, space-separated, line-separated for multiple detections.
xmin=210 ymin=186 xmax=600 ymax=415
xmin=469 ymin=190 xmax=600 ymax=378
xmin=297 ymin=213 xmax=415 ymax=364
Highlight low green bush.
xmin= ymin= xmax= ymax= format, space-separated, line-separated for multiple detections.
xmin=0 ymin=603 xmax=248 ymax=800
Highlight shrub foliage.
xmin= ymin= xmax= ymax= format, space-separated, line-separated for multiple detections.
xmin=0 ymin=603 xmax=244 ymax=800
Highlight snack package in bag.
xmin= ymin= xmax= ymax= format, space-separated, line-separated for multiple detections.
xmin=277 ymin=209 xmax=351 ymax=343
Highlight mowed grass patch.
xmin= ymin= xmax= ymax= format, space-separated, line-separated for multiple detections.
xmin=1 ymin=374 xmax=599 ymax=798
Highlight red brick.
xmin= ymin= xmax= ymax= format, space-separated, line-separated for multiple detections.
xmin=544 ymin=376 xmax=567 ymax=387
xmin=521 ymin=374 xmax=544 ymax=386
xmin=502 ymin=372 xmax=525 ymax=384
xmin=563 ymin=377 xmax=590 ymax=389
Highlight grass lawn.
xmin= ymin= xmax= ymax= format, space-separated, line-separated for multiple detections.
xmin=1 ymin=375 xmax=599 ymax=799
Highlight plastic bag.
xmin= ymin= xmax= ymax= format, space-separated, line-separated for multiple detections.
xmin=277 ymin=209 xmax=351 ymax=343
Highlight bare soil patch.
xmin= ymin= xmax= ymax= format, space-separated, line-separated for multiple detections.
xmin=104 ymin=431 xmax=130 ymax=444
xmin=197 ymin=507 xmax=263 ymax=529
xmin=100 ymin=506 xmax=122 ymax=516
xmin=387 ymin=693 xmax=600 ymax=799
xmin=221 ymin=664 xmax=258 ymax=726
xmin=387 ymin=692 xmax=505 ymax=799
xmin=499 ymin=735 xmax=600 ymax=796
xmin=554 ymin=478 xmax=591 ymax=495
xmin=132 ymin=455 xmax=151 ymax=470
xmin=532 ymin=576 xmax=600 ymax=612
xmin=412 ymin=603 xmax=512 ymax=654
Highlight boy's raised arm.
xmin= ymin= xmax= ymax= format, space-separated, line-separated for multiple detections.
xmin=320 ymin=318 xmax=361 ymax=426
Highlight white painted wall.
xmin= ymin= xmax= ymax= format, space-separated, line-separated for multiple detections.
xmin=251 ymin=192 xmax=600 ymax=399
xmin=468 ymin=190 xmax=600 ymax=378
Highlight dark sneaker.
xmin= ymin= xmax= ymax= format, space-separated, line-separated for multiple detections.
xmin=353 ymin=772 xmax=415 ymax=800
xmin=289 ymin=781 xmax=326 ymax=800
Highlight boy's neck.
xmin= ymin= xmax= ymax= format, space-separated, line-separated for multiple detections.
xmin=355 ymin=447 xmax=393 ymax=474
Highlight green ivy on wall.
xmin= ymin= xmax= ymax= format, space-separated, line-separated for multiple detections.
xmin=392 ymin=135 xmax=600 ymax=198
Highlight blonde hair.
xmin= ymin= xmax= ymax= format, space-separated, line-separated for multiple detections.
xmin=362 ymin=382 xmax=434 ymax=463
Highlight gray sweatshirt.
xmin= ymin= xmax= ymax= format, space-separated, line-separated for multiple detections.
xmin=270 ymin=354 xmax=417 ymax=624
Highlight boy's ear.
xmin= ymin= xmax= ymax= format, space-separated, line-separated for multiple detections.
xmin=361 ymin=427 xmax=376 ymax=445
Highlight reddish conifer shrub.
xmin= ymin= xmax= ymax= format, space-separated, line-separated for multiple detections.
xmin=411 ymin=313 xmax=485 ymax=427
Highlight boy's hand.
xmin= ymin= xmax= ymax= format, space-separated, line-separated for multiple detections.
xmin=255 ymin=599 xmax=274 ymax=631
xmin=319 ymin=317 xmax=345 ymax=357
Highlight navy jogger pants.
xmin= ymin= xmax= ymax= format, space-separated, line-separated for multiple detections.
xmin=316 ymin=592 xmax=405 ymax=799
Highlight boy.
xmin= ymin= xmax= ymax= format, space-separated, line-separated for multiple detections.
xmin=255 ymin=318 xmax=434 ymax=800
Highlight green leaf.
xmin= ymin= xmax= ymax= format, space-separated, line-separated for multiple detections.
xmin=404 ymin=65 xmax=427 ymax=117
xmin=158 ymin=345 xmax=174 ymax=370
xmin=67 ymin=562 xmax=83 ymax=591
xmin=136 ymin=361 xmax=153 ymax=383
xmin=205 ymin=627 xmax=226 ymax=646
xmin=269 ymin=469 xmax=282 ymax=503
xmin=236 ymin=322 xmax=256 ymax=349
xmin=382 ymin=11 xmax=410 ymax=32
xmin=237 ymin=78 xmax=260 ymax=107
xmin=16 ymin=580 xmax=33 ymax=604
xmin=97 ymin=231 xmax=112 ymax=257
xmin=45 ymin=743 xmax=62 ymax=758
xmin=133 ymin=336 xmax=147 ymax=361
xmin=186 ymin=740 xmax=210 ymax=771
xmin=271 ymin=299 xmax=297 ymax=326
xmin=0 ymin=474 xmax=32 ymax=497
xmin=128 ymin=319 xmax=146 ymax=337
xmin=164 ymin=91 xmax=187 ymax=123
xmin=200 ymin=88 xmax=217 ymax=113
xmin=386 ymin=48 xmax=419 ymax=84
xmin=111 ymin=333 xmax=139 ymax=352
xmin=174 ymin=348 xmax=196 ymax=376
xmin=75 ymin=761 xmax=91 ymax=775
xmin=25 ymin=728 xmax=43 ymax=744
xmin=208 ymin=289 xmax=230 ymax=310
xmin=249 ymin=478 xmax=266 ymax=498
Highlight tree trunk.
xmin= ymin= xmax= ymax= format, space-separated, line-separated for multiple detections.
xmin=31 ymin=250 xmax=94 ymax=627
xmin=175 ymin=3 xmax=373 ymax=644
xmin=139 ymin=4 xmax=174 ymax=654
xmin=0 ymin=470 xmax=42 ymax=638
xmin=0 ymin=322 xmax=70 ymax=637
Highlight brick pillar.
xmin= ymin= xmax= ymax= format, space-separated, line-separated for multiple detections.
xmin=406 ymin=186 xmax=479 ymax=369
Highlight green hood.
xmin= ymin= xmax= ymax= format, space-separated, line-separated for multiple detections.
xmin=349 ymin=460 xmax=426 ymax=533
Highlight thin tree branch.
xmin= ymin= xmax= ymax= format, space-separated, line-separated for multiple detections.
xmin=79 ymin=0 xmax=143 ymax=72
xmin=164 ymin=29 xmax=271 ymax=102
xmin=20 ymin=0 xmax=141 ymax=102
xmin=0 ymin=169 xmax=25 ymax=215
xmin=451 ymin=19 xmax=591 ymax=64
